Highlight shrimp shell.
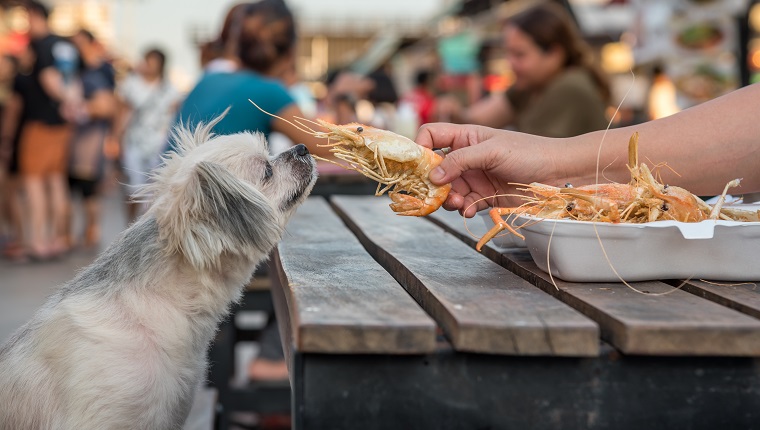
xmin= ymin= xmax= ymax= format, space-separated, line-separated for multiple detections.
xmin=312 ymin=120 xmax=451 ymax=216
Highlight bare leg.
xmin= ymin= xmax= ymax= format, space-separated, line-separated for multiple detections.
xmin=24 ymin=175 xmax=49 ymax=256
xmin=63 ymin=187 xmax=75 ymax=249
xmin=8 ymin=176 xmax=25 ymax=246
xmin=1 ymin=177 xmax=27 ymax=260
xmin=0 ymin=172 xmax=9 ymax=238
xmin=49 ymin=173 xmax=70 ymax=254
xmin=83 ymin=195 xmax=101 ymax=247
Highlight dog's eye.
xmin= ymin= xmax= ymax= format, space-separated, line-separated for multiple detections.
xmin=264 ymin=162 xmax=273 ymax=181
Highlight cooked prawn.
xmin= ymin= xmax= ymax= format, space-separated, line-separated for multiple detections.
xmin=250 ymin=100 xmax=450 ymax=216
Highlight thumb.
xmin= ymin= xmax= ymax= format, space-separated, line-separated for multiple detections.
xmin=429 ymin=145 xmax=486 ymax=185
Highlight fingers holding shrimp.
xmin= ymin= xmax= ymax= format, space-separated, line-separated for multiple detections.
xmin=415 ymin=123 xmax=497 ymax=151
xmin=414 ymin=123 xmax=556 ymax=215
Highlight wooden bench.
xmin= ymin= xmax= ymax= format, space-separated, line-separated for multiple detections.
xmin=271 ymin=196 xmax=760 ymax=429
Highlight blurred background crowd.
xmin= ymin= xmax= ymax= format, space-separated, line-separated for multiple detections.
xmin=2 ymin=0 xmax=760 ymax=261
xmin=1 ymin=0 xmax=759 ymax=425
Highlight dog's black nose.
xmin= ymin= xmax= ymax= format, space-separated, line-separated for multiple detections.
xmin=294 ymin=144 xmax=309 ymax=156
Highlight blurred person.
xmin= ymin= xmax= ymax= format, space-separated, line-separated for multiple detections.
xmin=66 ymin=29 xmax=117 ymax=249
xmin=279 ymin=59 xmax=317 ymax=118
xmin=114 ymin=47 xmax=179 ymax=223
xmin=320 ymin=66 xmax=399 ymax=129
xmin=330 ymin=93 xmax=358 ymax=128
xmin=365 ymin=66 xmax=400 ymax=130
xmin=268 ymin=58 xmax=319 ymax=154
xmin=1 ymin=45 xmax=37 ymax=262
xmin=402 ymin=69 xmax=437 ymax=125
xmin=0 ymin=55 xmax=16 ymax=111
xmin=199 ymin=2 xmax=253 ymax=73
xmin=15 ymin=1 xmax=80 ymax=259
xmin=438 ymin=2 xmax=610 ymax=138
xmin=322 ymin=68 xmax=374 ymax=124
xmin=0 ymin=54 xmax=21 ymax=258
xmin=367 ymin=66 xmax=399 ymax=106
xmin=172 ymin=0 xmax=330 ymax=159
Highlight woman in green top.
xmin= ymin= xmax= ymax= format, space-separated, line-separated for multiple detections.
xmin=172 ymin=0 xmax=330 ymax=157
xmin=442 ymin=2 xmax=610 ymax=138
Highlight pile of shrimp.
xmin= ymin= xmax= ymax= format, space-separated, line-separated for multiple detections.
xmin=478 ymin=132 xmax=759 ymax=250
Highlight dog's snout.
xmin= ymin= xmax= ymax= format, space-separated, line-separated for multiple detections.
xmin=294 ymin=144 xmax=309 ymax=156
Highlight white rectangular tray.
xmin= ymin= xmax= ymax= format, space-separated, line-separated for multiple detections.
xmin=517 ymin=214 xmax=760 ymax=282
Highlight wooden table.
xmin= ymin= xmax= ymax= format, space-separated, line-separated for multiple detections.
xmin=271 ymin=196 xmax=760 ymax=430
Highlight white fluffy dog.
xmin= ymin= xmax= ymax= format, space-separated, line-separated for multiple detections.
xmin=0 ymin=117 xmax=317 ymax=429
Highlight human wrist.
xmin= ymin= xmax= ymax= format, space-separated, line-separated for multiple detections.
xmin=548 ymin=130 xmax=631 ymax=187
xmin=539 ymin=135 xmax=587 ymax=187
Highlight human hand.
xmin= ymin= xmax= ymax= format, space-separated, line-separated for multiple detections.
xmin=60 ymin=99 xmax=89 ymax=124
xmin=59 ymin=86 xmax=89 ymax=125
xmin=416 ymin=123 xmax=553 ymax=217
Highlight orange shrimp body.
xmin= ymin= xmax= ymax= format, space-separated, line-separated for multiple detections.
xmin=313 ymin=120 xmax=451 ymax=216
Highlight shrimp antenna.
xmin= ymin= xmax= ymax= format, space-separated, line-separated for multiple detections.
xmin=248 ymin=99 xmax=317 ymax=135
xmin=292 ymin=118 xmax=320 ymax=134
xmin=595 ymin=68 xmax=634 ymax=192
xmin=293 ymin=116 xmax=324 ymax=129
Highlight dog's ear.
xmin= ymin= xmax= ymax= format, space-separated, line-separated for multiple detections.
xmin=170 ymin=107 xmax=230 ymax=154
xmin=156 ymin=161 xmax=282 ymax=271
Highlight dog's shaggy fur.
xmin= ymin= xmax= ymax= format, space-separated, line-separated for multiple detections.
xmin=0 ymin=118 xmax=317 ymax=429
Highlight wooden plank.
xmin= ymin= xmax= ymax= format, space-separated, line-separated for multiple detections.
xmin=270 ymin=251 xmax=297 ymax=384
xmin=676 ymin=279 xmax=760 ymax=320
xmin=274 ymin=197 xmax=437 ymax=354
xmin=431 ymin=209 xmax=760 ymax=356
xmin=331 ymin=196 xmax=599 ymax=357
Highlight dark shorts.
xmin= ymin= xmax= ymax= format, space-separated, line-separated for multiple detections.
xmin=68 ymin=176 xmax=99 ymax=199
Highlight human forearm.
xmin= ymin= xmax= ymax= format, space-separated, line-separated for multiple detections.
xmin=39 ymin=68 xmax=66 ymax=102
xmin=112 ymin=101 xmax=132 ymax=141
xmin=554 ymin=84 xmax=760 ymax=195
